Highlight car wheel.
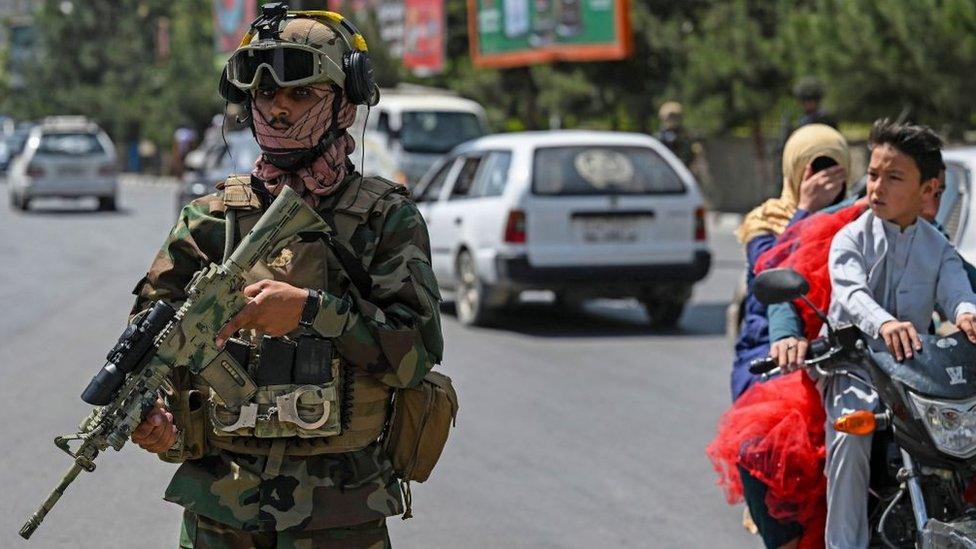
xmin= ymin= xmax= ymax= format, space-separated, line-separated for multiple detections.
xmin=455 ymin=251 xmax=495 ymax=327
xmin=642 ymin=299 xmax=686 ymax=329
xmin=554 ymin=292 xmax=586 ymax=310
xmin=12 ymin=192 xmax=29 ymax=211
xmin=97 ymin=196 xmax=116 ymax=211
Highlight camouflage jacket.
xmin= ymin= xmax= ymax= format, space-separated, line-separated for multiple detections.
xmin=130 ymin=173 xmax=443 ymax=532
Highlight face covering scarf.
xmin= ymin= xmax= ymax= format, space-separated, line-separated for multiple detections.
xmin=251 ymin=85 xmax=358 ymax=206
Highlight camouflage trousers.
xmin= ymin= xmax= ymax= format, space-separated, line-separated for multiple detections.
xmin=179 ymin=510 xmax=391 ymax=549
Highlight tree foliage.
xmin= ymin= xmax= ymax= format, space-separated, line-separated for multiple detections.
xmin=7 ymin=0 xmax=976 ymax=143
xmin=5 ymin=0 xmax=220 ymax=146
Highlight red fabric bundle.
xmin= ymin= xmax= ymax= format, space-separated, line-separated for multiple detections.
xmin=756 ymin=201 xmax=868 ymax=340
xmin=707 ymin=201 xmax=867 ymax=549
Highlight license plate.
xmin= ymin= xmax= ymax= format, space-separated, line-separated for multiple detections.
xmin=59 ymin=166 xmax=86 ymax=177
xmin=576 ymin=217 xmax=641 ymax=243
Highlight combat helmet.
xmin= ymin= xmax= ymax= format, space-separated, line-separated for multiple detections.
xmin=219 ymin=2 xmax=379 ymax=107
xmin=793 ymin=76 xmax=825 ymax=102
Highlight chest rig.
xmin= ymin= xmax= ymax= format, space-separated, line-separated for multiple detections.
xmin=203 ymin=174 xmax=408 ymax=457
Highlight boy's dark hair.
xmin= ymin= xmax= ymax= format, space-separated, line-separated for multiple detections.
xmin=868 ymin=118 xmax=944 ymax=181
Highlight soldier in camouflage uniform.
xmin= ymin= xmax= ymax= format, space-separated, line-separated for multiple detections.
xmin=128 ymin=9 xmax=442 ymax=548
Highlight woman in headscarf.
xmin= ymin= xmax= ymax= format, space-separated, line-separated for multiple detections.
xmin=717 ymin=125 xmax=851 ymax=549
xmin=730 ymin=124 xmax=852 ymax=401
xmin=711 ymin=199 xmax=867 ymax=549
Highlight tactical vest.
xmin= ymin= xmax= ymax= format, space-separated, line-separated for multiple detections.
xmin=202 ymin=174 xmax=408 ymax=457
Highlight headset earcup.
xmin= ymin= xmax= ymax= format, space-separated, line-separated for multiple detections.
xmin=219 ymin=66 xmax=251 ymax=104
xmin=344 ymin=51 xmax=378 ymax=106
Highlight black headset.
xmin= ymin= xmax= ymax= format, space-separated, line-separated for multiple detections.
xmin=218 ymin=5 xmax=378 ymax=107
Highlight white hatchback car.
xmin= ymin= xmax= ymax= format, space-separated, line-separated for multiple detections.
xmin=412 ymin=130 xmax=712 ymax=327
xmin=8 ymin=116 xmax=118 ymax=211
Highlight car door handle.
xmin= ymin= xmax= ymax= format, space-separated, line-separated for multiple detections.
xmin=454 ymin=218 xmax=462 ymax=226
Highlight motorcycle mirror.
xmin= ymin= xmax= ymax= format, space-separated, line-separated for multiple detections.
xmin=753 ymin=268 xmax=810 ymax=305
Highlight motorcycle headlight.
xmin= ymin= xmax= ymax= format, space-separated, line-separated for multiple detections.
xmin=908 ymin=392 xmax=976 ymax=458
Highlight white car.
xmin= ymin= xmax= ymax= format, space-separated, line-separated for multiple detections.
xmin=412 ymin=130 xmax=712 ymax=327
xmin=8 ymin=116 xmax=118 ymax=211
xmin=349 ymin=86 xmax=488 ymax=186
xmin=940 ymin=148 xmax=976 ymax=256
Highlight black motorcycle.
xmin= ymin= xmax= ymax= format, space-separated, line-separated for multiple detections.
xmin=750 ymin=268 xmax=976 ymax=548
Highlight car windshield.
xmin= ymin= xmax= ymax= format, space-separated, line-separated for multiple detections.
xmin=398 ymin=111 xmax=485 ymax=154
xmin=36 ymin=132 xmax=105 ymax=156
xmin=532 ymin=145 xmax=686 ymax=196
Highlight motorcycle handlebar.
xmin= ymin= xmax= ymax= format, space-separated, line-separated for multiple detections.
xmin=749 ymin=336 xmax=839 ymax=378
xmin=748 ymin=356 xmax=777 ymax=375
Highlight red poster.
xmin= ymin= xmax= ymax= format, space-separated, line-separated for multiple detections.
xmin=403 ymin=0 xmax=444 ymax=76
xmin=214 ymin=0 xmax=257 ymax=54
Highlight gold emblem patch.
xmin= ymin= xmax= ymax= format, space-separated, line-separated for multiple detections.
xmin=268 ymin=248 xmax=294 ymax=269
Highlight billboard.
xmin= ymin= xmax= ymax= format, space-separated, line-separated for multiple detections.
xmin=403 ymin=0 xmax=445 ymax=76
xmin=468 ymin=0 xmax=632 ymax=68
xmin=214 ymin=0 xmax=257 ymax=54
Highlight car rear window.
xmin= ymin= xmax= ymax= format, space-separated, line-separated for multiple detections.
xmin=532 ymin=146 xmax=685 ymax=196
xmin=37 ymin=132 xmax=105 ymax=156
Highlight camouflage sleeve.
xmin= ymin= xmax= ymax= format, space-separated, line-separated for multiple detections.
xmin=312 ymin=200 xmax=443 ymax=388
xmin=130 ymin=200 xmax=224 ymax=463
xmin=130 ymin=200 xmax=224 ymax=315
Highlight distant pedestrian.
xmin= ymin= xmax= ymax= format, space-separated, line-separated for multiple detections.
xmin=793 ymin=77 xmax=836 ymax=129
xmin=657 ymin=101 xmax=695 ymax=167
xmin=170 ymin=125 xmax=198 ymax=176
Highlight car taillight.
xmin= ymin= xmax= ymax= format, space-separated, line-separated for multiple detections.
xmin=504 ymin=210 xmax=527 ymax=244
xmin=26 ymin=164 xmax=44 ymax=178
xmin=695 ymin=207 xmax=707 ymax=241
xmin=99 ymin=163 xmax=117 ymax=176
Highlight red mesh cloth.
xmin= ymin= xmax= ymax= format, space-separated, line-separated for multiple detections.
xmin=756 ymin=201 xmax=868 ymax=340
xmin=708 ymin=202 xmax=867 ymax=548
xmin=707 ymin=372 xmax=826 ymax=548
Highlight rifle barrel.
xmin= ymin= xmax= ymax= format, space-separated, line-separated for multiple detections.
xmin=20 ymin=461 xmax=86 ymax=539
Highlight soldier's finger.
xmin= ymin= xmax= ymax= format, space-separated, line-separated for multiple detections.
xmin=139 ymin=423 xmax=167 ymax=446
xmin=786 ymin=344 xmax=797 ymax=367
xmin=216 ymin=304 xmax=257 ymax=347
xmin=132 ymin=409 xmax=164 ymax=439
xmin=243 ymin=280 xmax=271 ymax=299
xmin=154 ymin=426 xmax=177 ymax=451
xmin=131 ymin=422 xmax=154 ymax=440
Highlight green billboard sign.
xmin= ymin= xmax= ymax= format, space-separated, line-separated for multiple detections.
xmin=469 ymin=0 xmax=632 ymax=68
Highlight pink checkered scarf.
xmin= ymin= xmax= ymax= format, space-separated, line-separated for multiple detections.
xmin=251 ymin=85 xmax=358 ymax=205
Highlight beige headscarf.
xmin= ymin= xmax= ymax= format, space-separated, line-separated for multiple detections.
xmin=735 ymin=124 xmax=852 ymax=243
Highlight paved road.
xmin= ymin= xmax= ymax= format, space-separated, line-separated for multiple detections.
xmin=0 ymin=179 xmax=755 ymax=548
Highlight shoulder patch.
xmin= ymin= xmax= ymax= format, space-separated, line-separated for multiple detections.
xmin=217 ymin=174 xmax=261 ymax=210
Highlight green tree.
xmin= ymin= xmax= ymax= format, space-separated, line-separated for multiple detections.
xmin=7 ymin=0 xmax=220 ymax=148
xmin=780 ymin=0 xmax=976 ymax=135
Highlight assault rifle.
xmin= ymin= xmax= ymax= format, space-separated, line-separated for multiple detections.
xmin=20 ymin=185 xmax=329 ymax=539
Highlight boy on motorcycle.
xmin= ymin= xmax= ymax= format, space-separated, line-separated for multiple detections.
xmin=822 ymin=119 xmax=976 ymax=548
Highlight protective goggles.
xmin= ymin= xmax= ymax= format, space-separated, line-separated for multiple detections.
xmin=225 ymin=41 xmax=346 ymax=91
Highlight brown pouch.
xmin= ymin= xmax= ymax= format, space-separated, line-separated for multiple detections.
xmin=383 ymin=370 xmax=458 ymax=518
xmin=160 ymin=390 xmax=208 ymax=463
